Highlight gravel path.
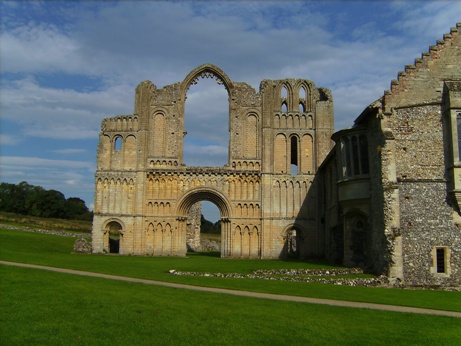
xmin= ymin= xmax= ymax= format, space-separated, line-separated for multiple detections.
xmin=1 ymin=260 xmax=460 ymax=319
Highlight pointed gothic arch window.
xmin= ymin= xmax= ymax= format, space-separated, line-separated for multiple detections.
xmin=299 ymin=102 xmax=305 ymax=113
xmin=281 ymin=101 xmax=288 ymax=113
xmin=299 ymin=86 xmax=306 ymax=99
xmin=184 ymin=75 xmax=229 ymax=167
xmin=281 ymin=85 xmax=288 ymax=98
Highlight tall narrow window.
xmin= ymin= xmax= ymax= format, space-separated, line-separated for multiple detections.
xmin=281 ymin=86 xmax=288 ymax=98
xmin=344 ymin=137 xmax=352 ymax=177
xmin=281 ymin=86 xmax=288 ymax=112
xmin=299 ymin=86 xmax=306 ymax=100
xmin=351 ymin=136 xmax=360 ymax=175
xmin=436 ymin=248 xmax=446 ymax=273
xmin=290 ymin=136 xmax=298 ymax=175
xmin=457 ymin=113 xmax=461 ymax=161
xmin=359 ymin=135 xmax=369 ymax=174
xmin=114 ymin=137 xmax=122 ymax=151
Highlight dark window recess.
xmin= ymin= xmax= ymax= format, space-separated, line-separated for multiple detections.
xmin=359 ymin=135 xmax=369 ymax=174
xmin=290 ymin=136 xmax=298 ymax=175
xmin=436 ymin=248 xmax=445 ymax=273
xmin=457 ymin=114 xmax=461 ymax=161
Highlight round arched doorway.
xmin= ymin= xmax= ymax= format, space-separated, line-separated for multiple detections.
xmin=104 ymin=220 xmax=124 ymax=254
xmin=176 ymin=187 xmax=232 ymax=257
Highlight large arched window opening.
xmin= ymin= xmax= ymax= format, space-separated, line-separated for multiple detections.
xmin=184 ymin=77 xmax=229 ymax=167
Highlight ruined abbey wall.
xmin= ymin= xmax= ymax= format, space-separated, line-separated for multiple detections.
xmin=92 ymin=64 xmax=334 ymax=259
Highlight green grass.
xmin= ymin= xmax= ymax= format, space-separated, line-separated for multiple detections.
xmin=1 ymin=228 xmax=461 ymax=314
xmin=2 ymin=265 xmax=461 ymax=346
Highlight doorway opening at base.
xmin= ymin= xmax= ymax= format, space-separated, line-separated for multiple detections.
xmin=186 ymin=201 xmax=221 ymax=255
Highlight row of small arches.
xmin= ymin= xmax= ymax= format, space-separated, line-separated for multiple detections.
xmin=235 ymin=203 xmax=260 ymax=217
xmin=149 ymin=160 xmax=179 ymax=168
xmin=234 ymin=225 xmax=259 ymax=235
xmin=105 ymin=116 xmax=139 ymax=132
xmin=147 ymin=202 xmax=172 ymax=215
xmin=274 ymin=113 xmax=313 ymax=129
xmin=97 ymin=178 xmax=135 ymax=188
xmin=147 ymin=177 xmax=260 ymax=200
xmin=147 ymin=222 xmax=173 ymax=233
xmin=232 ymin=160 xmax=261 ymax=170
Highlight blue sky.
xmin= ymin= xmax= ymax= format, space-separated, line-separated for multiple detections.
xmin=1 ymin=0 xmax=460 ymax=222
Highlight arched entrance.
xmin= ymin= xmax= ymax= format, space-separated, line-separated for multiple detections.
xmin=343 ymin=213 xmax=368 ymax=266
xmin=103 ymin=220 xmax=124 ymax=254
xmin=176 ymin=187 xmax=232 ymax=257
xmin=282 ymin=225 xmax=304 ymax=259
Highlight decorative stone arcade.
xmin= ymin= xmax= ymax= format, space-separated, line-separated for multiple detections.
xmin=92 ymin=64 xmax=334 ymax=258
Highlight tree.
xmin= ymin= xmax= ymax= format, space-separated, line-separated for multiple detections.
xmin=0 ymin=181 xmax=92 ymax=221
xmin=66 ymin=197 xmax=93 ymax=221
xmin=27 ymin=189 xmax=67 ymax=218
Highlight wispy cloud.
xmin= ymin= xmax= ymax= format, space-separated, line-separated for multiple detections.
xmin=0 ymin=0 xmax=459 ymax=211
xmin=0 ymin=134 xmax=22 ymax=146
xmin=52 ymin=148 xmax=87 ymax=155
xmin=0 ymin=156 xmax=95 ymax=171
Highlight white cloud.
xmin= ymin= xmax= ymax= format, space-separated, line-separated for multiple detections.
xmin=0 ymin=156 xmax=94 ymax=171
xmin=0 ymin=0 xmax=459 ymax=205
xmin=0 ymin=77 xmax=133 ymax=139
xmin=52 ymin=148 xmax=87 ymax=155
xmin=1 ymin=23 xmax=80 ymax=74
xmin=0 ymin=134 xmax=22 ymax=146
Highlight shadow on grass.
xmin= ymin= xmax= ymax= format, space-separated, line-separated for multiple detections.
xmin=187 ymin=251 xmax=221 ymax=258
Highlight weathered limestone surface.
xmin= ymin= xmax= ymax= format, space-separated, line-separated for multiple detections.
xmin=92 ymin=64 xmax=334 ymax=260
xmin=92 ymin=23 xmax=461 ymax=287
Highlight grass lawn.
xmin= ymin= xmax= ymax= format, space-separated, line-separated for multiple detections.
xmin=1 ymin=265 xmax=461 ymax=346
xmin=1 ymin=228 xmax=461 ymax=314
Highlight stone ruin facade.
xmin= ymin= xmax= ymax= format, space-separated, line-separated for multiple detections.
xmin=319 ymin=23 xmax=461 ymax=287
xmin=92 ymin=63 xmax=334 ymax=259
xmin=93 ymin=23 xmax=461 ymax=287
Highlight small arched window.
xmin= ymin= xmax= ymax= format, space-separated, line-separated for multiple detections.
xmin=299 ymin=102 xmax=305 ymax=113
xmin=281 ymin=101 xmax=288 ymax=113
xmin=114 ymin=137 xmax=122 ymax=151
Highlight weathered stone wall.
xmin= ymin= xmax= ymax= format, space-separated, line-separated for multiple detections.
xmin=186 ymin=202 xmax=201 ymax=251
xmin=318 ymin=23 xmax=461 ymax=287
xmin=92 ymin=64 xmax=334 ymax=260
xmin=399 ymin=182 xmax=461 ymax=286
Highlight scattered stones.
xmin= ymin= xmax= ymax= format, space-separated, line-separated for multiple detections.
xmin=0 ymin=223 xmax=90 ymax=238
xmin=168 ymin=268 xmax=390 ymax=287
xmin=73 ymin=238 xmax=92 ymax=254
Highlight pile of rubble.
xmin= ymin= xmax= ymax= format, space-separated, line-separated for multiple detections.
xmin=168 ymin=268 xmax=390 ymax=287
